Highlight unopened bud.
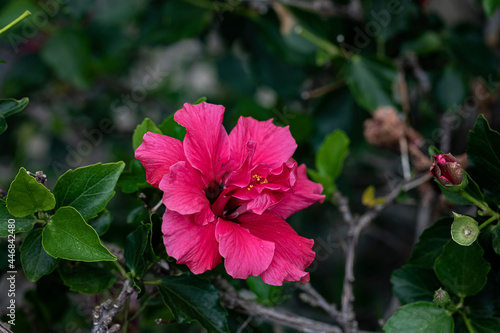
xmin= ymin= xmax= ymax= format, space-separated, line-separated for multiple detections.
xmin=430 ymin=154 xmax=464 ymax=186
xmin=433 ymin=288 xmax=450 ymax=307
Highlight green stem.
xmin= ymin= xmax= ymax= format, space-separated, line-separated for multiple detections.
xmin=460 ymin=311 xmax=475 ymax=333
xmin=479 ymin=214 xmax=499 ymax=231
xmin=294 ymin=25 xmax=342 ymax=58
xmin=0 ymin=10 xmax=31 ymax=35
xmin=459 ymin=191 xmax=491 ymax=215
xmin=128 ymin=293 xmax=153 ymax=322
xmin=114 ymin=261 xmax=128 ymax=278
xmin=143 ymin=279 xmax=161 ymax=285
xmin=122 ymin=297 xmax=130 ymax=333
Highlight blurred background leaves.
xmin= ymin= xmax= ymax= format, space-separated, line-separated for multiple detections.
xmin=1 ymin=0 xmax=500 ymax=331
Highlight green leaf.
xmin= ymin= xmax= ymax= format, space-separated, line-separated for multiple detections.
xmin=467 ymin=114 xmax=500 ymax=204
xmin=88 ymin=209 xmax=112 ymax=236
xmin=133 ymin=118 xmax=162 ymax=150
xmin=42 ymin=206 xmax=116 ymax=262
xmin=158 ymin=114 xmax=186 ymax=141
xmin=0 ymin=200 xmax=35 ymax=237
xmin=446 ymin=25 xmax=498 ymax=82
xmin=434 ymin=67 xmax=466 ymax=111
xmin=435 ymin=171 xmax=484 ymax=206
xmin=383 ymin=302 xmax=454 ymax=333
xmin=40 ymin=28 xmax=90 ymax=89
xmin=52 ymin=162 xmax=125 ymax=220
xmin=307 ymin=169 xmax=334 ymax=198
xmin=408 ymin=218 xmax=452 ymax=269
xmin=6 ymin=167 xmax=56 ymax=217
xmin=491 ymin=224 xmax=500 ymax=256
xmin=117 ymin=160 xmax=147 ymax=194
xmin=483 ymin=0 xmax=500 ymax=16
xmin=20 ymin=229 xmax=59 ymax=282
xmin=148 ymin=212 xmax=165 ymax=261
xmin=125 ymin=224 xmax=149 ymax=278
xmin=434 ymin=240 xmax=490 ymax=297
xmin=193 ymin=96 xmax=207 ymax=104
xmin=57 ymin=261 xmax=117 ymax=294
xmin=246 ymin=276 xmax=283 ymax=306
xmin=0 ymin=97 xmax=29 ymax=134
xmin=470 ymin=317 xmax=500 ymax=332
xmin=158 ymin=275 xmax=229 ymax=333
xmin=391 ymin=265 xmax=441 ymax=305
xmin=315 ymin=129 xmax=350 ymax=190
xmin=345 ymin=55 xmax=397 ymax=111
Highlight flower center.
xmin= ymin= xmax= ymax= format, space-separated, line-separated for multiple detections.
xmin=247 ymin=174 xmax=268 ymax=190
xmin=204 ymin=182 xmax=224 ymax=204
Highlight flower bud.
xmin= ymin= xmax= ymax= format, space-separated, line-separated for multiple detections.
xmin=451 ymin=212 xmax=479 ymax=246
xmin=433 ymin=288 xmax=451 ymax=307
xmin=430 ymin=154 xmax=463 ymax=186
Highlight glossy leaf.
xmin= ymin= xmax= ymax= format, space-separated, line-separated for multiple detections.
xmin=58 ymin=261 xmax=117 ymax=294
xmin=391 ymin=265 xmax=441 ymax=305
xmin=492 ymin=224 xmax=500 ymax=256
xmin=383 ymin=302 xmax=454 ymax=333
xmin=470 ymin=317 xmax=500 ymax=332
xmin=125 ymin=224 xmax=149 ymax=278
xmin=408 ymin=218 xmax=452 ymax=269
xmin=52 ymin=162 xmax=125 ymax=220
xmin=246 ymin=276 xmax=282 ymax=306
xmin=133 ymin=118 xmax=162 ymax=150
xmin=311 ymin=129 xmax=349 ymax=195
xmin=345 ymin=55 xmax=397 ymax=111
xmin=467 ymin=114 xmax=500 ymax=204
xmin=20 ymin=229 xmax=59 ymax=282
xmin=0 ymin=97 xmax=29 ymax=134
xmin=158 ymin=274 xmax=229 ymax=333
xmin=0 ymin=200 xmax=35 ymax=237
xmin=158 ymin=114 xmax=186 ymax=141
xmin=6 ymin=167 xmax=56 ymax=217
xmin=117 ymin=159 xmax=147 ymax=194
xmin=434 ymin=240 xmax=490 ymax=297
xmin=88 ymin=209 xmax=112 ymax=236
xmin=42 ymin=206 xmax=116 ymax=262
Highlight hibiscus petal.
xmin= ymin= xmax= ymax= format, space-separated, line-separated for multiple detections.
xmin=215 ymin=219 xmax=275 ymax=279
xmin=135 ymin=132 xmax=185 ymax=188
xmin=246 ymin=191 xmax=286 ymax=215
xmin=237 ymin=211 xmax=315 ymax=286
xmin=271 ymin=164 xmax=325 ymax=219
xmin=229 ymin=117 xmax=297 ymax=171
xmin=159 ymin=161 xmax=214 ymax=225
xmin=162 ymin=210 xmax=222 ymax=274
xmin=174 ymin=102 xmax=230 ymax=185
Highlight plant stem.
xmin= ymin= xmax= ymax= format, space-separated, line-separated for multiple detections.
xmin=294 ymin=25 xmax=341 ymax=58
xmin=459 ymin=191 xmax=491 ymax=215
xmin=0 ymin=10 xmax=31 ymax=35
xmin=479 ymin=214 xmax=499 ymax=231
xmin=143 ymin=279 xmax=161 ymax=285
xmin=114 ymin=261 xmax=128 ymax=279
xmin=460 ymin=311 xmax=475 ymax=333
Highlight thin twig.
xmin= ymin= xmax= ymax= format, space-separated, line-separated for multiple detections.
xmin=214 ymin=277 xmax=343 ymax=333
xmin=298 ymin=283 xmax=341 ymax=319
xmin=91 ymin=282 xmax=134 ymax=333
xmin=336 ymin=173 xmax=431 ymax=332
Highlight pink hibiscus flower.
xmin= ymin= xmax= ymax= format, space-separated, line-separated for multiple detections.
xmin=135 ymin=102 xmax=324 ymax=285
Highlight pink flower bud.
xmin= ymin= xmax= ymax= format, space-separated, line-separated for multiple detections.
xmin=430 ymin=154 xmax=463 ymax=186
